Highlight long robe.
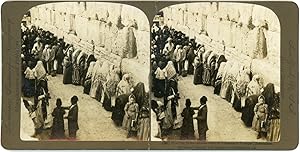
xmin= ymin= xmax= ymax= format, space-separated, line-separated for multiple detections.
xmin=233 ymin=69 xmax=250 ymax=112
xmin=193 ymin=58 xmax=203 ymax=85
xmin=220 ymin=61 xmax=233 ymax=99
xmin=83 ymin=62 xmax=95 ymax=94
xmin=72 ymin=50 xmax=82 ymax=85
xmin=63 ymin=57 xmax=73 ymax=84
xmin=90 ymin=61 xmax=103 ymax=98
xmin=241 ymin=95 xmax=258 ymax=127
xmin=214 ymin=62 xmax=226 ymax=94
xmin=137 ymin=110 xmax=150 ymax=141
xmin=51 ymin=107 xmax=66 ymax=139
xmin=180 ymin=107 xmax=195 ymax=140
xmin=112 ymin=94 xmax=129 ymax=126
xmin=187 ymin=48 xmax=196 ymax=75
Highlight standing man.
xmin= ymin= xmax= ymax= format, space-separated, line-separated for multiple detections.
xmin=194 ymin=96 xmax=208 ymax=141
xmin=65 ymin=96 xmax=79 ymax=139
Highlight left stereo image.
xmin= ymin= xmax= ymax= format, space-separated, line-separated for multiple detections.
xmin=20 ymin=2 xmax=150 ymax=141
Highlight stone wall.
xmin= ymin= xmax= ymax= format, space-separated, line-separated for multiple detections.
xmin=161 ymin=2 xmax=280 ymax=90
xmin=28 ymin=2 xmax=150 ymax=90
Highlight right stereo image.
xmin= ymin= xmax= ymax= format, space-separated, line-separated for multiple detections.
xmin=150 ymin=2 xmax=280 ymax=142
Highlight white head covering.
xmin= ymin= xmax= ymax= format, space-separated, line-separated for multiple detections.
xmin=34 ymin=61 xmax=47 ymax=80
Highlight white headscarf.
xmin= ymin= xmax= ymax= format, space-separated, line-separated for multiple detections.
xmin=34 ymin=61 xmax=47 ymax=80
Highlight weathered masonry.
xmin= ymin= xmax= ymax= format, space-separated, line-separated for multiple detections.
xmin=29 ymin=2 xmax=150 ymax=90
xmin=162 ymin=2 xmax=280 ymax=90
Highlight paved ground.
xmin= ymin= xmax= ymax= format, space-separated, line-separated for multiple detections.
xmin=20 ymin=74 xmax=136 ymax=141
xmin=151 ymin=75 xmax=266 ymax=142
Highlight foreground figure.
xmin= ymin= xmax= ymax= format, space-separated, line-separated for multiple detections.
xmin=65 ymin=96 xmax=79 ymax=139
xmin=194 ymin=96 xmax=208 ymax=141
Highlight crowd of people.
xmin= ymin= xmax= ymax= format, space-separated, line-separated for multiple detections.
xmin=21 ymin=21 xmax=150 ymax=141
xmin=150 ymin=23 xmax=280 ymax=142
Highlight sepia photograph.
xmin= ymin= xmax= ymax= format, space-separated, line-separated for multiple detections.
xmin=150 ymin=2 xmax=280 ymax=142
xmin=20 ymin=2 xmax=150 ymax=141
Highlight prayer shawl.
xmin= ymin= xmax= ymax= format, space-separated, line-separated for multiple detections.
xmin=33 ymin=61 xmax=47 ymax=80
xmin=90 ymin=60 xmax=103 ymax=98
xmin=155 ymin=67 xmax=165 ymax=80
xmin=236 ymin=67 xmax=251 ymax=98
xmin=163 ymin=61 xmax=177 ymax=80
xmin=116 ymin=74 xmax=131 ymax=96
xmin=105 ymin=65 xmax=121 ymax=97
xmin=24 ymin=67 xmax=35 ymax=80
xmin=246 ymin=74 xmax=262 ymax=97
xmin=85 ymin=62 xmax=96 ymax=79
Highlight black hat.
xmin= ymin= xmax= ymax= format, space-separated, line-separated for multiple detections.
xmin=200 ymin=96 xmax=207 ymax=104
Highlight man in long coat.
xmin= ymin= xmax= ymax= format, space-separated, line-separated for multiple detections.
xmin=194 ymin=96 xmax=208 ymax=141
xmin=65 ymin=96 xmax=79 ymax=139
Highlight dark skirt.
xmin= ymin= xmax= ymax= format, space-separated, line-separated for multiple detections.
xmin=23 ymin=79 xmax=35 ymax=97
xmin=225 ymin=82 xmax=234 ymax=102
xmin=103 ymin=92 xmax=112 ymax=112
xmin=83 ymin=79 xmax=92 ymax=94
xmin=111 ymin=94 xmax=129 ymax=126
xmin=232 ymin=93 xmax=242 ymax=112
xmin=72 ymin=64 xmax=81 ymax=85
xmin=154 ymin=79 xmax=165 ymax=98
xmin=193 ymin=65 xmax=203 ymax=85
xmin=241 ymin=95 xmax=258 ymax=127
xmin=63 ymin=65 xmax=73 ymax=84
xmin=214 ymin=78 xmax=222 ymax=95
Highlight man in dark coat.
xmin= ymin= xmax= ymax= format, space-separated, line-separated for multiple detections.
xmin=65 ymin=96 xmax=79 ymax=139
xmin=194 ymin=96 xmax=208 ymax=141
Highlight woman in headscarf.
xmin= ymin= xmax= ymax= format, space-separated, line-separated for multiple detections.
xmin=90 ymin=60 xmax=103 ymax=99
xmin=214 ymin=62 xmax=226 ymax=94
xmin=83 ymin=61 xmax=96 ymax=94
xmin=163 ymin=61 xmax=177 ymax=80
xmin=232 ymin=65 xmax=251 ymax=112
xmin=187 ymin=47 xmax=196 ymax=75
xmin=211 ymin=55 xmax=227 ymax=87
xmin=62 ymin=56 xmax=73 ymax=84
xmin=219 ymin=61 xmax=233 ymax=99
xmin=241 ymin=94 xmax=259 ymax=127
xmin=103 ymin=64 xmax=121 ymax=111
xmin=252 ymin=95 xmax=268 ymax=139
xmin=193 ymin=56 xmax=204 ymax=85
xmin=123 ymin=94 xmax=139 ymax=138
xmin=77 ymin=51 xmax=88 ymax=86
xmin=226 ymin=62 xmax=241 ymax=103
xmin=23 ymin=61 xmax=35 ymax=97
xmin=137 ymin=106 xmax=150 ymax=141
xmin=71 ymin=49 xmax=82 ymax=85
xmin=209 ymin=54 xmax=218 ymax=86
xmin=116 ymin=74 xmax=132 ymax=97
xmin=33 ymin=60 xmax=48 ymax=91
xmin=132 ymin=82 xmax=146 ymax=109
xmin=246 ymin=74 xmax=263 ymax=97
xmin=82 ymin=54 xmax=97 ymax=85
xmin=154 ymin=61 xmax=166 ymax=98
xmin=111 ymin=94 xmax=130 ymax=126
xmin=266 ymin=92 xmax=280 ymax=142
xmin=261 ymin=83 xmax=276 ymax=111
xmin=202 ymin=51 xmax=212 ymax=85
